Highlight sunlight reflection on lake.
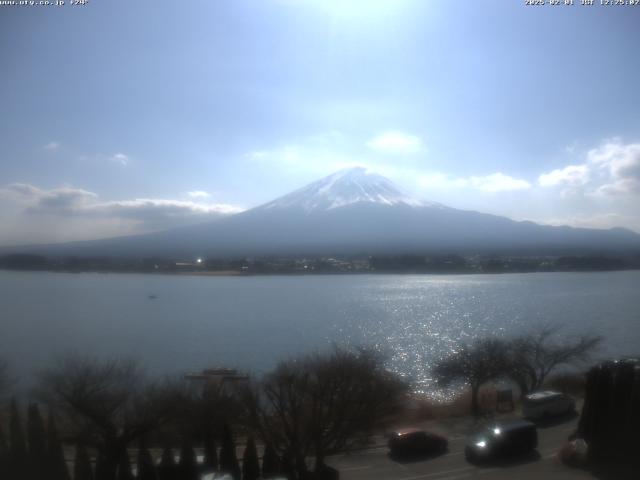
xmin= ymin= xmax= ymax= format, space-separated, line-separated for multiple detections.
xmin=1 ymin=270 xmax=638 ymax=399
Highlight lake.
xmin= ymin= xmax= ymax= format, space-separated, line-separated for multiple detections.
xmin=1 ymin=270 xmax=639 ymax=395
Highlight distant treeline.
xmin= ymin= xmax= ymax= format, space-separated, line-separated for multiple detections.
xmin=1 ymin=252 xmax=640 ymax=274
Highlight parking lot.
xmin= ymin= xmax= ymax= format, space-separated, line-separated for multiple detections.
xmin=327 ymin=415 xmax=597 ymax=480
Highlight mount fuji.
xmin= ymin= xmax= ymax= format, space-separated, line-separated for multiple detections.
xmin=256 ymin=167 xmax=428 ymax=212
xmin=6 ymin=167 xmax=640 ymax=257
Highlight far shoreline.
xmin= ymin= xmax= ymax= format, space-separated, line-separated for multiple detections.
xmin=2 ymin=267 xmax=639 ymax=277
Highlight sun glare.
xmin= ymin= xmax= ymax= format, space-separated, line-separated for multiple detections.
xmin=306 ymin=0 xmax=411 ymax=22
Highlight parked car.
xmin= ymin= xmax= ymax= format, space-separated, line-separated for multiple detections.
xmin=522 ymin=390 xmax=575 ymax=420
xmin=388 ymin=428 xmax=448 ymax=458
xmin=465 ymin=419 xmax=537 ymax=463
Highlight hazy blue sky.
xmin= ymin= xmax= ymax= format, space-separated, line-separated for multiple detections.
xmin=1 ymin=0 xmax=639 ymax=245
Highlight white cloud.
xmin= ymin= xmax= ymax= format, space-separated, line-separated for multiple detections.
xmin=187 ymin=190 xmax=211 ymax=199
xmin=418 ymin=172 xmax=530 ymax=192
xmin=539 ymin=140 xmax=640 ymax=197
xmin=29 ymin=187 xmax=98 ymax=213
xmin=469 ymin=173 xmax=531 ymax=192
xmin=542 ymin=213 xmax=640 ymax=232
xmin=594 ymin=178 xmax=640 ymax=197
xmin=418 ymin=173 xmax=468 ymax=190
xmin=110 ymin=153 xmax=129 ymax=166
xmin=43 ymin=141 xmax=60 ymax=151
xmin=93 ymin=199 xmax=243 ymax=219
xmin=0 ymin=184 xmax=98 ymax=212
xmin=0 ymin=183 xmax=42 ymax=199
xmin=243 ymin=131 xmax=410 ymax=182
xmin=366 ymin=131 xmax=424 ymax=155
xmin=280 ymin=146 xmax=301 ymax=163
xmin=245 ymin=145 xmax=302 ymax=164
xmin=242 ymin=136 xmax=365 ymax=179
xmin=538 ymin=164 xmax=590 ymax=187
xmin=587 ymin=140 xmax=640 ymax=196
xmin=0 ymin=183 xmax=244 ymax=242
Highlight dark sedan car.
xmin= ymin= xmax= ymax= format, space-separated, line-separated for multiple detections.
xmin=388 ymin=428 xmax=448 ymax=459
xmin=465 ymin=419 xmax=538 ymax=463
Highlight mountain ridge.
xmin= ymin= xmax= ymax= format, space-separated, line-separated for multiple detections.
xmin=255 ymin=167 xmax=434 ymax=213
xmin=1 ymin=167 xmax=639 ymax=258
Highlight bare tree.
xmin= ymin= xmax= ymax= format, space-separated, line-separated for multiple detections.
xmin=166 ymin=375 xmax=244 ymax=444
xmin=36 ymin=354 xmax=179 ymax=480
xmin=433 ymin=338 xmax=509 ymax=417
xmin=242 ymin=347 xmax=407 ymax=478
xmin=506 ymin=325 xmax=602 ymax=397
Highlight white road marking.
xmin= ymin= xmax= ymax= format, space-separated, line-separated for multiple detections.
xmin=340 ymin=465 xmax=372 ymax=472
xmin=441 ymin=474 xmax=472 ymax=480
xmin=444 ymin=451 xmax=464 ymax=457
xmin=478 ymin=468 xmax=500 ymax=475
xmin=398 ymin=466 xmax=473 ymax=480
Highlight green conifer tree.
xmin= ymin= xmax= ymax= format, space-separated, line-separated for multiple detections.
xmin=203 ymin=430 xmax=218 ymax=472
xmin=219 ymin=423 xmax=241 ymax=480
xmin=157 ymin=446 xmax=177 ymax=480
xmin=9 ymin=399 xmax=27 ymax=480
xmin=177 ymin=439 xmax=198 ymax=480
xmin=261 ymin=444 xmax=279 ymax=479
xmin=241 ymin=436 xmax=260 ymax=480
xmin=94 ymin=454 xmax=110 ymax=480
xmin=279 ymin=449 xmax=295 ymax=480
xmin=73 ymin=444 xmax=94 ymax=480
xmin=117 ymin=450 xmax=134 ymax=480
xmin=47 ymin=410 xmax=70 ymax=480
xmin=136 ymin=437 xmax=157 ymax=480
xmin=27 ymin=403 xmax=47 ymax=479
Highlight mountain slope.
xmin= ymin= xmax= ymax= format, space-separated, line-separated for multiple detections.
xmin=3 ymin=167 xmax=640 ymax=257
xmin=256 ymin=167 xmax=430 ymax=212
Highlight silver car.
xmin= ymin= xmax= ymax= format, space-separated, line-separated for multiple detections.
xmin=522 ymin=390 xmax=575 ymax=419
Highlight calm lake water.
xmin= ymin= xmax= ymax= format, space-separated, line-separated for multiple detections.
xmin=1 ymin=270 xmax=639 ymax=394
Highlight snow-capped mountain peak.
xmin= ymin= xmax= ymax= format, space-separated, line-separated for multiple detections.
xmin=257 ymin=167 xmax=429 ymax=213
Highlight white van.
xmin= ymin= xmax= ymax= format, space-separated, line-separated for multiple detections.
xmin=522 ymin=391 xmax=575 ymax=419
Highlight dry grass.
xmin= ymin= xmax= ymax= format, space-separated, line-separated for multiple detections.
xmin=402 ymin=374 xmax=587 ymax=426
xmin=404 ymin=384 xmax=507 ymax=422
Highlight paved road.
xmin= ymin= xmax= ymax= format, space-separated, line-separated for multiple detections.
xmin=327 ymin=416 xmax=596 ymax=480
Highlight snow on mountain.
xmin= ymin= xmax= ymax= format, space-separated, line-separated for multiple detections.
xmin=4 ymin=167 xmax=639 ymax=258
xmin=256 ymin=167 xmax=435 ymax=213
